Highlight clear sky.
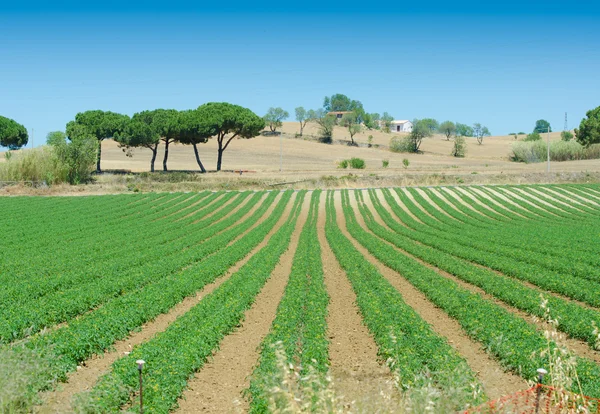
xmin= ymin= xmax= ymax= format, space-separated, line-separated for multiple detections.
xmin=1 ymin=1 xmax=599 ymax=147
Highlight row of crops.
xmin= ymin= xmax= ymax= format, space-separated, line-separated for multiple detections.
xmin=1 ymin=184 xmax=599 ymax=412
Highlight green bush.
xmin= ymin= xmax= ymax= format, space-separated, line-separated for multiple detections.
xmin=510 ymin=140 xmax=600 ymax=163
xmin=403 ymin=158 xmax=410 ymax=169
xmin=561 ymin=131 xmax=574 ymax=141
xmin=389 ymin=136 xmax=413 ymax=153
xmin=451 ymin=136 xmax=467 ymax=158
xmin=524 ymin=131 xmax=542 ymax=141
xmin=338 ymin=158 xmax=366 ymax=169
xmin=349 ymin=157 xmax=365 ymax=169
xmin=0 ymin=146 xmax=66 ymax=184
xmin=382 ymin=159 xmax=389 ymax=168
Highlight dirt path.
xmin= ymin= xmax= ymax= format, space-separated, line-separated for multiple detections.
xmin=397 ymin=188 xmax=438 ymax=222
xmin=353 ymin=191 xmax=600 ymax=361
xmin=414 ymin=188 xmax=461 ymax=221
xmin=318 ymin=191 xmax=392 ymax=408
xmin=526 ymin=187 xmax=589 ymax=212
xmin=342 ymin=192 xmax=529 ymax=399
xmin=36 ymin=192 xmax=296 ymax=413
xmin=174 ymin=193 xmax=309 ymax=414
xmin=476 ymin=187 xmax=543 ymax=217
xmin=385 ymin=188 xmax=424 ymax=224
xmin=456 ymin=187 xmax=521 ymax=219
xmin=433 ymin=187 xmax=499 ymax=220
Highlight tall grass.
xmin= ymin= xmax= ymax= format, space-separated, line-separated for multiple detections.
xmin=510 ymin=141 xmax=600 ymax=163
xmin=0 ymin=147 xmax=67 ymax=184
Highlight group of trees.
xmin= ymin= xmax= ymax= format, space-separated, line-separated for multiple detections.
xmin=63 ymin=103 xmax=264 ymax=173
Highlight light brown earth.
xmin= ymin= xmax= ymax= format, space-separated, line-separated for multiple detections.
xmin=2 ymin=123 xmax=598 ymax=196
xmin=317 ymin=191 xmax=393 ymax=409
xmin=174 ymin=193 xmax=308 ymax=414
xmin=36 ymin=192 xmax=289 ymax=413
xmin=339 ymin=191 xmax=529 ymax=399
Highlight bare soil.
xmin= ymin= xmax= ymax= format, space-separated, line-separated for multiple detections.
xmin=317 ymin=191 xmax=392 ymax=408
xmin=174 ymin=193 xmax=308 ymax=413
xmin=342 ymin=192 xmax=529 ymax=399
xmin=36 ymin=192 xmax=295 ymax=413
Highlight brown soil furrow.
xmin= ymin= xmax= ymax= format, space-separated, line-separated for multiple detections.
xmin=175 ymin=192 xmax=226 ymax=222
xmin=509 ymin=187 xmax=573 ymax=214
xmin=488 ymin=187 xmax=561 ymax=217
xmin=398 ymin=188 xmax=439 ymax=222
xmin=526 ymin=187 xmax=588 ymax=213
xmin=174 ymin=193 xmax=309 ymax=414
xmin=343 ymin=191 xmax=529 ymax=399
xmin=438 ymin=187 xmax=503 ymax=220
xmin=349 ymin=192 xmax=600 ymax=362
xmin=478 ymin=187 xmax=543 ymax=217
xmin=318 ymin=191 xmax=392 ymax=408
xmin=158 ymin=192 xmax=212 ymax=221
xmin=465 ymin=187 xmax=528 ymax=219
xmin=546 ymin=187 xmax=600 ymax=206
xmin=385 ymin=188 xmax=424 ymax=224
xmin=191 ymin=192 xmax=241 ymax=224
xmin=152 ymin=193 xmax=202 ymax=221
xmin=36 ymin=192 xmax=297 ymax=414
xmin=414 ymin=188 xmax=461 ymax=220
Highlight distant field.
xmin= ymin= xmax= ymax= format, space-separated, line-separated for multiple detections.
xmin=3 ymin=184 xmax=600 ymax=412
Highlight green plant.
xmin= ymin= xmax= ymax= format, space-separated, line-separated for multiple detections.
xmin=561 ymin=131 xmax=574 ymax=141
xmin=4 ymin=151 xmax=12 ymax=161
xmin=349 ymin=157 xmax=365 ymax=169
xmin=524 ymin=131 xmax=542 ymax=141
xmin=368 ymin=134 xmax=374 ymax=147
xmin=337 ymin=159 xmax=349 ymax=169
xmin=382 ymin=159 xmax=389 ymax=168
xmin=451 ymin=136 xmax=467 ymax=157
xmin=403 ymin=158 xmax=410 ymax=169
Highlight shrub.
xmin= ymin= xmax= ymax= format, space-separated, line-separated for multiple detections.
xmin=390 ymin=136 xmax=414 ymax=153
xmin=349 ymin=157 xmax=365 ymax=169
xmin=382 ymin=159 xmax=389 ymax=168
xmin=337 ymin=159 xmax=349 ymax=169
xmin=0 ymin=146 xmax=66 ymax=184
xmin=368 ymin=135 xmax=374 ymax=148
xmin=403 ymin=158 xmax=410 ymax=169
xmin=510 ymin=140 xmax=600 ymax=163
xmin=524 ymin=131 xmax=542 ymax=141
xmin=561 ymin=131 xmax=574 ymax=141
xmin=451 ymin=136 xmax=467 ymax=158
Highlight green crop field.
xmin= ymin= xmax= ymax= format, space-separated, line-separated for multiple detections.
xmin=2 ymin=184 xmax=600 ymax=413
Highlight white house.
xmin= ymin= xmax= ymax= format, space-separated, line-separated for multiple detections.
xmin=390 ymin=120 xmax=413 ymax=133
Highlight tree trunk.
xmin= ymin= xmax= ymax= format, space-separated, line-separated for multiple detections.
xmin=163 ymin=139 xmax=169 ymax=171
xmin=150 ymin=144 xmax=158 ymax=172
xmin=217 ymin=148 xmax=223 ymax=171
xmin=192 ymin=143 xmax=207 ymax=173
xmin=299 ymin=123 xmax=303 ymax=136
xmin=96 ymin=138 xmax=102 ymax=173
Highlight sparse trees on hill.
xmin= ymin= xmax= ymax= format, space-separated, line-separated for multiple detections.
xmin=196 ymin=102 xmax=265 ymax=171
xmin=263 ymin=107 xmax=289 ymax=134
xmin=311 ymin=108 xmax=335 ymax=141
xmin=66 ymin=110 xmax=129 ymax=173
xmin=295 ymin=107 xmax=310 ymax=136
xmin=0 ymin=116 xmax=28 ymax=150
xmin=420 ymin=118 xmax=439 ymax=134
xmin=439 ymin=121 xmax=456 ymax=141
xmin=575 ymin=106 xmax=600 ymax=147
xmin=381 ymin=112 xmax=394 ymax=133
xmin=473 ymin=123 xmax=491 ymax=145
xmin=340 ymin=112 xmax=362 ymax=145
xmin=456 ymin=123 xmax=474 ymax=137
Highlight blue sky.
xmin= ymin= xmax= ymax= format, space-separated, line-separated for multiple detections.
xmin=1 ymin=1 xmax=599 ymax=147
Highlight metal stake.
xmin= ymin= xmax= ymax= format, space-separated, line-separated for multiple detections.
xmin=535 ymin=368 xmax=548 ymax=414
xmin=547 ymin=127 xmax=550 ymax=173
xmin=137 ymin=359 xmax=145 ymax=414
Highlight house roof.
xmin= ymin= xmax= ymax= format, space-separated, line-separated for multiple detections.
xmin=392 ymin=120 xmax=411 ymax=124
xmin=327 ymin=111 xmax=354 ymax=115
